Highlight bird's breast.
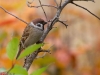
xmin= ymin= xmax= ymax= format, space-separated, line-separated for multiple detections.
xmin=24 ymin=28 xmax=43 ymax=47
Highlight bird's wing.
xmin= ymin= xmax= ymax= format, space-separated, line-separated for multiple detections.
xmin=20 ymin=25 xmax=31 ymax=49
xmin=16 ymin=26 xmax=31 ymax=59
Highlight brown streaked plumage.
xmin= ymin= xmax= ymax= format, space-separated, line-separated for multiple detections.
xmin=16 ymin=18 xmax=47 ymax=59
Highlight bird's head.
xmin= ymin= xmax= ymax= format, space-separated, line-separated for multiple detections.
xmin=30 ymin=18 xmax=47 ymax=30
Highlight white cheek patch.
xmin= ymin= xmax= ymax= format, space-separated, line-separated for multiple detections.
xmin=30 ymin=22 xmax=35 ymax=27
xmin=29 ymin=22 xmax=43 ymax=30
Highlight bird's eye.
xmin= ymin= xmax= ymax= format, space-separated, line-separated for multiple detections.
xmin=36 ymin=23 xmax=41 ymax=27
xmin=35 ymin=23 xmax=43 ymax=30
xmin=37 ymin=24 xmax=41 ymax=27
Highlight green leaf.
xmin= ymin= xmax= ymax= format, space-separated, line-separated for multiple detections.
xmin=30 ymin=66 xmax=48 ymax=75
xmin=6 ymin=37 xmax=19 ymax=60
xmin=9 ymin=65 xmax=28 ymax=75
xmin=18 ymin=43 xmax=43 ymax=59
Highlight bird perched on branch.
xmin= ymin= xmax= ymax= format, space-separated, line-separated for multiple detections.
xmin=16 ymin=18 xmax=47 ymax=59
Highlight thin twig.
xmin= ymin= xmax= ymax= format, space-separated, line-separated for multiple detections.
xmin=54 ymin=0 xmax=58 ymax=7
xmin=7 ymin=62 xmax=14 ymax=74
xmin=36 ymin=50 xmax=50 ymax=59
xmin=60 ymin=0 xmax=62 ymax=7
xmin=36 ymin=45 xmax=54 ymax=59
xmin=46 ymin=19 xmax=68 ymax=29
xmin=61 ymin=20 xmax=67 ymax=22
xmin=58 ymin=20 xmax=68 ymax=28
xmin=28 ymin=4 xmax=57 ymax=9
xmin=26 ymin=0 xmax=57 ymax=9
xmin=38 ymin=0 xmax=48 ymax=22
xmin=39 ymin=50 xmax=50 ymax=53
xmin=0 ymin=6 xmax=28 ymax=24
xmin=73 ymin=0 xmax=94 ymax=2
xmin=26 ymin=0 xmax=34 ymax=4
xmin=48 ymin=19 xmax=67 ymax=23
xmin=72 ymin=2 xmax=100 ymax=20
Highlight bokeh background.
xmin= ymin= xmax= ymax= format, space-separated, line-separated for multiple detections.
xmin=0 ymin=0 xmax=100 ymax=75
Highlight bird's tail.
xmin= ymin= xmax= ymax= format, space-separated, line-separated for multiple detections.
xmin=16 ymin=46 xmax=23 ymax=59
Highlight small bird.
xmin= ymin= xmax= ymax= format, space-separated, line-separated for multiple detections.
xmin=16 ymin=18 xmax=47 ymax=59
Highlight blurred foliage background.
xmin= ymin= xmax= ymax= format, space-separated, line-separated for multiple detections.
xmin=0 ymin=0 xmax=100 ymax=75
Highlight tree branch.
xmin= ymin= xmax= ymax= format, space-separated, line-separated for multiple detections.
xmin=72 ymin=2 xmax=100 ymax=20
xmin=0 ymin=6 xmax=28 ymax=25
xmin=36 ymin=50 xmax=51 ymax=59
xmin=26 ymin=0 xmax=57 ymax=9
xmin=60 ymin=0 xmax=62 ymax=6
xmin=38 ymin=0 xmax=48 ymax=22
xmin=73 ymin=0 xmax=94 ymax=2
xmin=40 ymin=0 xmax=73 ymax=42
xmin=54 ymin=0 xmax=59 ymax=7
xmin=23 ymin=0 xmax=73 ymax=71
xmin=23 ymin=51 xmax=39 ymax=70
xmin=58 ymin=20 xmax=68 ymax=28
xmin=26 ymin=0 xmax=34 ymax=4
xmin=27 ymin=4 xmax=58 ymax=9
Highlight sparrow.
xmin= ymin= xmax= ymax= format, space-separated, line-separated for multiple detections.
xmin=16 ymin=18 xmax=47 ymax=59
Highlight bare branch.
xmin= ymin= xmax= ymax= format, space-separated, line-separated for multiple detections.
xmin=26 ymin=0 xmax=34 ymax=4
xmin=60 ymin=0 xmax=62 ymax=6
xmin=61 ymin=20 xmax=67 ymax=22
xmin=54 ymin=0 xmax=59 ymax=7
xmin=39 ymin=50 xmax=50 ymax=53
xmin=48 ymin=19 xmax=67 ymax=23
xmin=26 ymin=0 xmax=57 ymax=9
xmin=72 ymin=2 xmax=100 ymax=20
xmin=38 ymin=0 xmax=48 ymax=22
xmin=58 ymin=20 xmax=68 ymax=28
xmin=36 ymin=50 xmax=50 ymax=59
xmin=73 ymin=0 xmax=94 ymax=2
xmin=0 ymin=6 xmax=28 ymax=25
xmin=28 ymin=4 xmax=57 ymax=9
xmin=36 ymin=45 xmax=54 ymax=59
xmin=40 ymin=0 xmax=72 ymax=41
xmin=23 ymin=51 xmax=39 ymax=70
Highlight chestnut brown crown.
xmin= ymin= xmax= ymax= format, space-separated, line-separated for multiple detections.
xmin=32 ymin=18 xmax=47 ymax=25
